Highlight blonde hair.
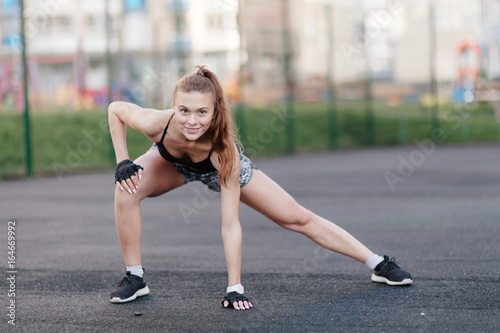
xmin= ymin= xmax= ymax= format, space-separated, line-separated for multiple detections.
xmin=172 ymin=65 xmax=240 ymax=188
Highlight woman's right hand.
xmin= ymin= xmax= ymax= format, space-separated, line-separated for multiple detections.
xmin=115 ymin=159 xmax=143 ymax=194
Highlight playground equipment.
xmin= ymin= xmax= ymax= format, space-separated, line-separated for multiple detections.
xmin=454 ymin=40 xmax=483 ymax=104
xmin=0 ymin=60 xmax=23 ymax=110
xmin=454 ymin=40 xmax=500 ymax=108
xmin=0 ymin=59 xmax=38 ymax=111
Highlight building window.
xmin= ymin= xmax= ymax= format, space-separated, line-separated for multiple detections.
xmin=1 ymin=0 xmax=19 ymax=9
xmin=125 ymin=0 xmax=145 ymax=12
xmin=35 ymin=15 xmax=52 ymax=34
xmin=435 ymin=0 xmax=472 ymax=32
xmin=1 ymin=15 xmax=19 ymax=49
xmin=53 ymin=15 xmax=73 ymax=34
xmin=33 ymin=15 xmax=74 ymax=35
xmin=85 ymin=14 xmax=118 ymax=35
xmin=85 ymin=15 xmax=105 ymax=33
xmin=206 ymin=13 xmax=225 ymax=31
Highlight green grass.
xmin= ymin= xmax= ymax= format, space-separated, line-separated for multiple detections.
xmin=0 ymin=109 xmax=151 ymax=179
xmin=1 ymin=102 xmax=498 ymax=179
xmin=239 ymin=102 xmax=499 ymax=155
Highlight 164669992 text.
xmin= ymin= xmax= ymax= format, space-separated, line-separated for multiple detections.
xmin=7 ymin=220 xmax=17 ymax=326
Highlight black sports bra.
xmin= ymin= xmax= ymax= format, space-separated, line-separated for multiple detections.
xmin=155 ymin=113 xmax=217 ymax=174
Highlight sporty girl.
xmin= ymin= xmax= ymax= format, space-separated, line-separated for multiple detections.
xmin=108 ymin=66 xmax=412 ymax=311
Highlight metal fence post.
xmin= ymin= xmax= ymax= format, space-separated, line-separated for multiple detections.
xmin=326 ymin=4 xmax=338 ymax=150
xmin=429 ymin=2 xmax=440 ymax=143
xmin=362 ymin=15 xmax=375 ymax=146
xmin=282 ymin=0 xmax=294 ymax=154
xmin=105 ymin=0 xmax=115 ymax=165
xmin=236 ymin=0 xmax=246 ymax=145
xmin=20 ymin=0 xmax=33 ymax=177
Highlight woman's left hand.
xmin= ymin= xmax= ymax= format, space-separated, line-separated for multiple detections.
xmin=222 ymin=292 xmax=253 ymax=310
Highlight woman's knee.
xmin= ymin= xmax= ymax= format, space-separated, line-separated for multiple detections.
xmin=276 ymin=204 xmax=314 ymax=230
xmin=114 ymin=186 xmax=143 ymax=210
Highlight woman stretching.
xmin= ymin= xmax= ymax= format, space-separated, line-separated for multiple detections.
xmin=108 ymin=66 xmax=412 ymax=311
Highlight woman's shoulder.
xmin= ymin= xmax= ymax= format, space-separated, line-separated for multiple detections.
xmin=142 ymin=108 xmax=174 ymax=143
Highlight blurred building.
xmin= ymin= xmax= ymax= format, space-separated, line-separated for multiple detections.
xmin=240 ymin=0 xmax=361 ymax=104
xmin=0 ymin=0 xmax=499 ymax=109
xmin=0 ymin=0 xmax=240 ymax=109
xmin=240 ymin=0 xmax=499 ymax=104
xmin=481 ymin=0 xmax=500 ymax=79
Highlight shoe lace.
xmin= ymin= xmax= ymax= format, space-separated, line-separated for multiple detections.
xmin=117 ymin=275 xmax=132 ymax=287
xmin=386 ymin=257 xmax=400 ymax=268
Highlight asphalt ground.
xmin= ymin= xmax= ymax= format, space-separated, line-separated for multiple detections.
xmin=1 ymin=143 xmax=499 ymax=332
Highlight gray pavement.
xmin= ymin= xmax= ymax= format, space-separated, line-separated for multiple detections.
xmin=1 ymin=143 xmax=499 ymax=332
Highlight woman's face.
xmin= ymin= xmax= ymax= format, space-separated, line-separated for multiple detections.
xmin=174 ymin=90 xmax=215 ymax=141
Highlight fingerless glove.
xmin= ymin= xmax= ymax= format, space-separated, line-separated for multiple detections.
xmin=222 ymin=292 xmax=251 ymax=307
xmin=115 ymin=159 xmax=143 ymax=183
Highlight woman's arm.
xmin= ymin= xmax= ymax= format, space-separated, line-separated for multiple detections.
xmin=108 ymin=101 xmax=169 ymax=163
xmin=215 ymin=148 xmax=252 ymax=310
xmin=220 ymin=162 xmax=242 ymax=288
xmin=108 ymin=102 xmax=171 ymax=194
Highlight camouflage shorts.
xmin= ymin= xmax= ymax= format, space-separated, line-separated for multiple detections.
xmin=149 ymin=144 xmax=257 ymax=192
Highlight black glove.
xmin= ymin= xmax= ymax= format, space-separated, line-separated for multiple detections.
xmin=222 ymin=292 xmax=251 ymax=308
xmin=115 ymin=159 xmax=143 ymax=183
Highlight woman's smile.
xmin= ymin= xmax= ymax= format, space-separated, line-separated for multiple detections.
xmin=185 ymin=127 xmax=200 ymax=134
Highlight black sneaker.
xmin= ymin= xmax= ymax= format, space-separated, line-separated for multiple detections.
xmin=110 ymin=271 xmax=150 ymax=303
xmin=371 ymin=256 xmax=413 ymax=286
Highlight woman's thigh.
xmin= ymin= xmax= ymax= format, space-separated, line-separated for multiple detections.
xmin=240 ymin=169 xmax=311 ymax=227
xmin=133 ymin=148 xmax=186 ymax=199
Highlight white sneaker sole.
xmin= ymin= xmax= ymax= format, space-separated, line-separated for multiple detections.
xmin=371 ymin=274 xmax=412 ymax=286
xmin=110 ymin=285 xmax=150 ymax=303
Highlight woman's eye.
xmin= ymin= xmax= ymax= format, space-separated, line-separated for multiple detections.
xmin=180 ymin=109 xmax=188 ymax=113
xmin=199 ymin=110 xmax=207 ymax=115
